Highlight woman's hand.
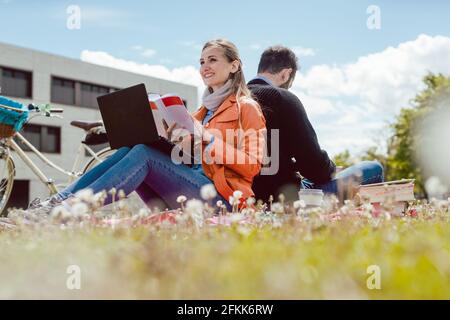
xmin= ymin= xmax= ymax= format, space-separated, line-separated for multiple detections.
xmin=164 ymin=120 xmax=186 ymax=143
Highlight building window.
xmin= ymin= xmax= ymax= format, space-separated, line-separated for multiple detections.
xmin=6 ymin=180 xmax=29 ymax=210
xmin=50 ymin=76 xmax=116 ymax=108
xmin=0 ymin=66 xmax=32 ymax=98
xmin=15 ymin=124 xmax=61 ymax=153
xmin=51 ymin=77 xmax=75 ymax=105
xmin=80 ymin=82 xmax=110 ymax=108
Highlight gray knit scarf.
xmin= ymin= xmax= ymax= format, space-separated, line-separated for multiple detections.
xmin=202 ymin=80 xmax=233 ymax=112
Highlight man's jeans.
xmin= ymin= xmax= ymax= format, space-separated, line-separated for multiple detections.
xmin=301 ymin=161 xmax=384 ymax=195
xmin=57 ymin=144 xmax=227 ymax=209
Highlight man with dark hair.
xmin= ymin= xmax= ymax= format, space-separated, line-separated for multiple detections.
xmin=256 ymin=46 xmax=298 ymax=89
xmin=249 ymin=46 xmax=383 ymax=202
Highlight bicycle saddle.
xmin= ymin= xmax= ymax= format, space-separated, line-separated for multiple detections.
xmin=70 ymin=120 xmax=103 ymax=131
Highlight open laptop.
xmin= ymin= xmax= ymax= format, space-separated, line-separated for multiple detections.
xmin=97 ymin=83 xmax=175 ymax=155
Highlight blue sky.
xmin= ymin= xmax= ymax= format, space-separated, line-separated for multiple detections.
xmin=2 ymin=0 xmax=449 ymax=73
xmin=1 ymin=0 xmax=450 ymax=156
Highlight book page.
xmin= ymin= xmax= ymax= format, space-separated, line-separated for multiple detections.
xmin=148 ymin=99 xmax=167 ymax=139
xmin=149 ymin=94 xmax=196 ymax=135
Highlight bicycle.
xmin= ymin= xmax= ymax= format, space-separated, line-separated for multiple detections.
xmin=0 ymin=99 xmax=116 ymax=216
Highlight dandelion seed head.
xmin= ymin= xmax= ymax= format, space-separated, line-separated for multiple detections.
xmin=118 ymin=189 xmax=126 ymax=199
xmin=50 ymin=206 xmax=71 ymax=221
xmin=71 ymin=202 xmax=89 ymax=218
xmin=186 ymin=199 xmax=204 ymax=228
xmin=200 ymin=184 xmax=217 ymax=200
xmin=74 ymin=189 xmax=94 ymax=202
xmin=271 ymin=202 xmax=284 ymax=214
xmin=233 ymin=190 xmax=243 ymax=199
xmin=294 ymin=200 xmax=306 ymax=209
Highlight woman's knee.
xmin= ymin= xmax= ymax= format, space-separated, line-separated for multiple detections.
xmin=130 ymin=144 xmax=168 ymax=162
xmin=117 ymin=146 xmax=131 ymax=154
xmin=131 ymin=143 xmax=153 ymax=155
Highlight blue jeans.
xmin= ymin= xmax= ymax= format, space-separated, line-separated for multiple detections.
xmin=301 ymin=161 xmax=384 ymax=195
xmin=57 ymin=144 xmax=228 ymax=210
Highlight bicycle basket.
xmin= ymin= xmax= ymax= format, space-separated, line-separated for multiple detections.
xmin=0 ymin=96 xmax=29 ymax=139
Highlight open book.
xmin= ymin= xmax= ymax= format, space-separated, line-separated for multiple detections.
xmin=357 ymin=179 xmax=415 ymax=203
xmin=148 ymin=93 xmax=202 ymax=163
xmin=148 ymin=93 xmax=197 ymax=136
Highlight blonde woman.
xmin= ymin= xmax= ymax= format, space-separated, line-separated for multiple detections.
xmin=27 ymin=39 xmax=266 ymax=213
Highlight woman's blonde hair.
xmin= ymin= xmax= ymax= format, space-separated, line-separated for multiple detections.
xmin=202 ymin=39 xmax=251 ymax=99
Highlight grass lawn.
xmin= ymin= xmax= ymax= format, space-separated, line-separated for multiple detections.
xmin=1 ymin=196 xmax=449 ymax=299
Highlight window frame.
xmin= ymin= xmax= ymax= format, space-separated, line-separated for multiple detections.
xmin=15 ymin=123 xmax=62 ymax=154
xmin=50 ymin=75 xmax=118 ymax=109
xmin=0 ymin=65 xmax=33 ymax=99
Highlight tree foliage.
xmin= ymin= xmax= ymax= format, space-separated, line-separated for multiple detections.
xmin=365 ymin=73 xmax=450 ymax=197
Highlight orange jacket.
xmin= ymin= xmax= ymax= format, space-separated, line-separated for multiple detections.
xmin=192 ymin=94 xmax=266 ymax=202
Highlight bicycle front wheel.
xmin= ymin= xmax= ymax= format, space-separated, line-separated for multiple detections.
xmin=0 ymin=155 xmax=16 ymax=217
xmin=81 ymin=147 xmax=117 ymax=174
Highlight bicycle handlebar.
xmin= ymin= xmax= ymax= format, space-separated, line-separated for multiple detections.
xmin=27 ymin=103 xmax=64 ymax=115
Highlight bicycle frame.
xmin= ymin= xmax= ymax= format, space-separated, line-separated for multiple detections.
xmin=6 ymin=132 xmax=106 ymax=195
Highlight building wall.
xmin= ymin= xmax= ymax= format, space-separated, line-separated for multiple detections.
xmin=0 ymin=42 xmax=198 ymax=205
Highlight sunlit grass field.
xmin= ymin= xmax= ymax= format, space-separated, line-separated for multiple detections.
xmin=1 ymin=195 xmax=449 ymax=299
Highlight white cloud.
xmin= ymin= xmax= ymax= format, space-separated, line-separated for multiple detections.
xmin=80 ymin=50 xmax=205 ymax=102
xmin=296 ymin=92 xmax=335 ymax=117
xmin=292 ymin=46 xmax=316 ymax=57
xmin=291 ymin=34 xmax=450 ymax=156
xmin=131 ymin=45 xmax=156 ymax=58
xmin=141 ymin=49 xmax=156 ymax=58
xmin=80 ymin=34 xmax=450 ymax=157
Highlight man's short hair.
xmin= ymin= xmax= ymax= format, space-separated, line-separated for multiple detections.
xmin=257 ymin=46 xmax=299 ymax=74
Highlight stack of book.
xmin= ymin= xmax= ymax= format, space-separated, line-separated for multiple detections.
xmin=356 ymin=179 xmax=415 ymax=215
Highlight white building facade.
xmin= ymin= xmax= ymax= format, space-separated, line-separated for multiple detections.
xmin=0 ymin=42 xmax=198 ymax=209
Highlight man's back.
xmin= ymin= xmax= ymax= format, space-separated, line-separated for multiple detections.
xmin=248 ymin=78 xmax=336 ymax=202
